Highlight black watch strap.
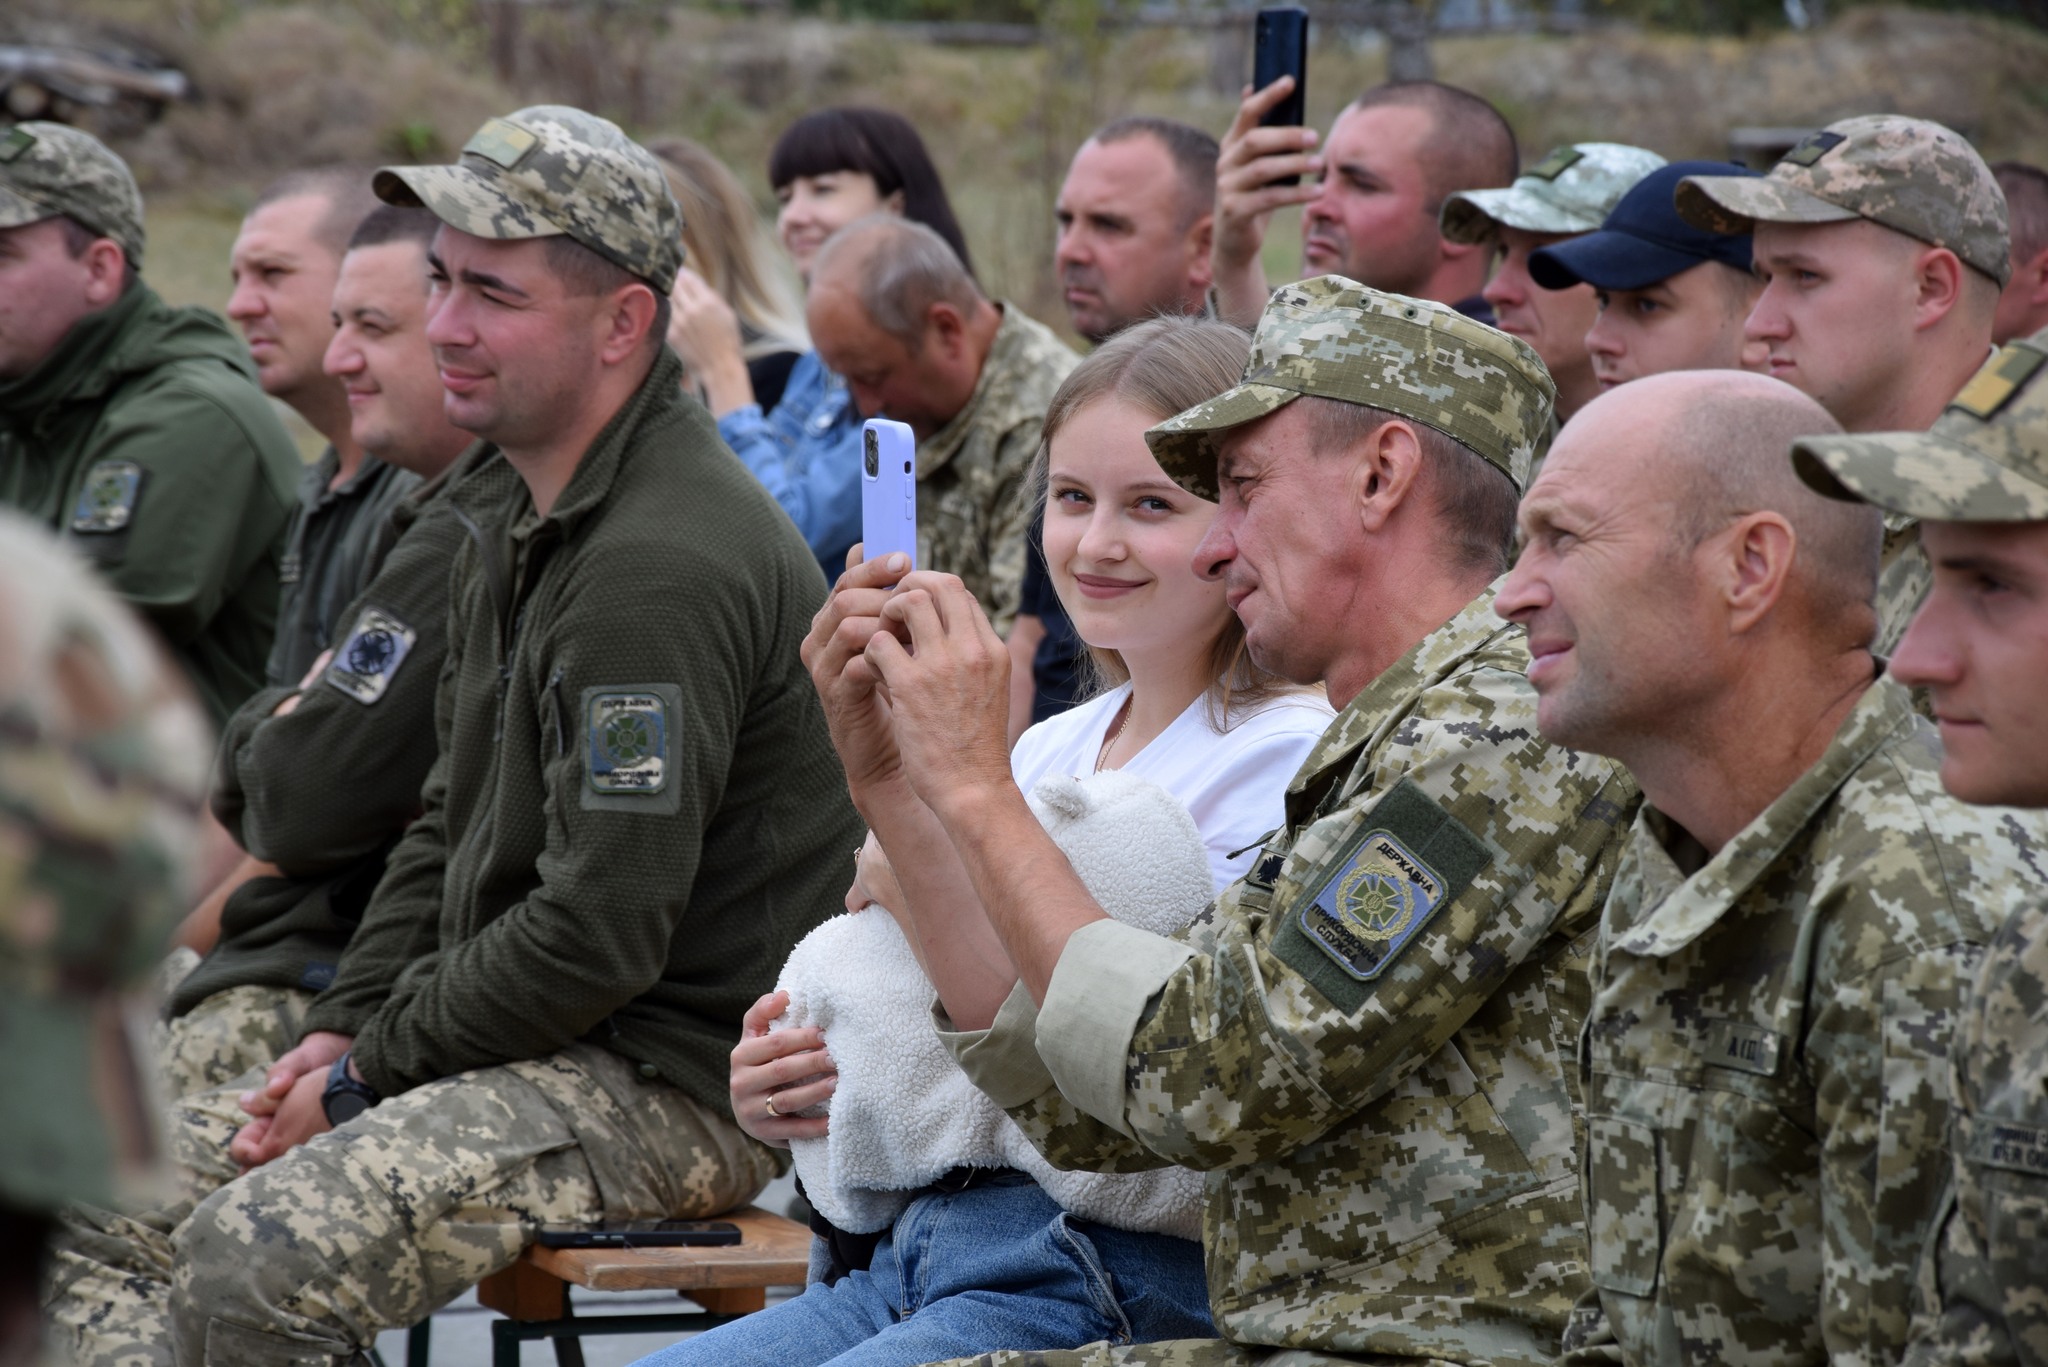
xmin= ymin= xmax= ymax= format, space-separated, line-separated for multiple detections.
xmin=321 ymin=1051 xmax=381 ymax=1127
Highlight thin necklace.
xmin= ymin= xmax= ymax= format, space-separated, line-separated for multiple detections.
xmin=1095 ymin=696 xmax=1133 ymax=773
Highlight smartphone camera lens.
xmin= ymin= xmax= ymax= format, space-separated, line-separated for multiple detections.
xmin=863 ymin=430 xmax=879 ymax=478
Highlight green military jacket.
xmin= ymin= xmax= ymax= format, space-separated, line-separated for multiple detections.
xmin=0 ymin=283 xmax=300 ymax=727
xmin=916 ymin=303 xmax=1078 ymax=636
xmin=946 ymin=587 xmax=1639 ymax=1364
xmin=171 ymin=446 xmax=514 ymax=1019
xmin=302 ymin=348 xmax=862 ymax=1116
xmin=1905 ymin=895 xmax=2048 ymax=1367
xmin=266 ymin=446 xmax=420 ymax=687
xmin=1567 ymin=679 xmax=2037 ymax=1367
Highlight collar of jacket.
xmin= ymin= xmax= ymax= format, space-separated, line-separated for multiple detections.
xmin=0 ymin=281 xmax=156 ymax=428
xmin=507 ymin=345 xmax=686 ymax=545
xmin=1282 ymin=581 xmax=1522 ymax=828
xmin=1614 ymin=673 xmax=1909 ymax=958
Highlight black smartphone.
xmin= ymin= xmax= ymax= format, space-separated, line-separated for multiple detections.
xmin=533 ymin=1220 xmax=743 ymax=1249
xmin=1253 ymin=6 xmax=1310 ymax=184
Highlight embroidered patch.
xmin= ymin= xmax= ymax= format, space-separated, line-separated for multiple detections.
xmin=0 ymin=128 xmax=35 ymax=162
xmin=1297 ymin=829 xmax=1447 ymax=981
xmin=1969 ymin=1119 xmax=2048 ymax=1176
xmin=1951 ymin=344 xmax=2048 ymax=421
xmin=1701 ymin=1019 xmax=1783 ymax=1077
xmin=324 ymin=607 xmax=418 ymax=705
xmin=585 ymin=688 xmax=670 ymax=796
xmin=1525 ymin=147 xmax=1585 ymax=182
xmin=70 ymin=460 xmax=143 ymax=533
xmin=464 ymin=118 xmax=538 ymax=170
xmin=1780 ymin=130 xmax=1846 ymax=168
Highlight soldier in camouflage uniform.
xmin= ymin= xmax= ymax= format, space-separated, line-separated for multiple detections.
xmin=1676 ymin=115 xmax=2011 ymax=656
xmin=805 ymin=276 xmax=1641 ymax=1366
xmin=805 ymin=213 xmax=1079 ymax=634
xmin=1439 ymin=141 xmax=1666 ymax=424
xmin=46 ymin=106 xmax=862 ymax=1367
xmin=1496 ymin=366 xmax=2038 ymax=1366
xmin=0 ymin=508 xmax=209 ymax=1363
xmin=1789 ymin=330 xmax=2048 ymax=1366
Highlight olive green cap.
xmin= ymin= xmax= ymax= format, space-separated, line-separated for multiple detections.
xmin=375 ymin=105 xmax=682 ymax=292
xmin=1793 ymin=331 xmax=2048 ymax=521
xmin=0 ymin=121 xmax=145 ymax=268
xmin=1146 ymin=275 xmax=1556 ymax=499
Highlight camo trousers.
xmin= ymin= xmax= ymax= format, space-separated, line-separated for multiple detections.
xmin=932 ymin=1345 xmax=1465 ymax=1366
xmin=157 ymin=982 xmax=317 ymax=1208
xmin=48 ymin=1042 xmax=778 ymax=1367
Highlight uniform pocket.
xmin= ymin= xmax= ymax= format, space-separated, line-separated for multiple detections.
xmin=1585 ymin=1113 xmax=1661 ymax=1298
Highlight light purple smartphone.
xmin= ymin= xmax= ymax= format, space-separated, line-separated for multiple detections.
xmin=860 ymin=418 xmax=917 ymax=568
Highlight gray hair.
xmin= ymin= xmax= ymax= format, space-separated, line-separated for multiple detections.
xmin=813 ymin=214 xmax=985 ymax=348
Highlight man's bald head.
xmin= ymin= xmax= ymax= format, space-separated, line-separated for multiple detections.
xmin=810 ymin=214 xmax=985 ymax=349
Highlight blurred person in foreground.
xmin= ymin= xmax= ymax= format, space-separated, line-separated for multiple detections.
xmin=1789 ymin=330 xmax=2048 ymax=1366
xmin=649 ymin=136 xmax=808 ymax=411
xmin=1499 ymin=368 xmax=2031 ymax=1365
xmin=666 ymin=107 xmax=974 ymax=576
xmin=228 ymin=168 xmax=417 ymax=688
xmin=0 ymin=508 xmax=209 ymax=1367
xmin=1677 ymin=115 xmax=2009 ymax=654
xmin=1210 ymin=79 xmax=1516 ymax=328
xmin=1529 ymin=160 xmax=1764 ymax=393
xmin=806 ymin=277 xmax=1640 ymax=1366
xmin=0 ymin=121 xmax=299 ymax=728
xmin=806 ymin=214 xmax=1079 ymax=635
xmin=1991 ymin=161 xmax=2048 ymax=345
xmin=1438 ymin=142 xmax=1666 ymax=425
xmin=1055 ymin=117 xmax=1218 ymax=344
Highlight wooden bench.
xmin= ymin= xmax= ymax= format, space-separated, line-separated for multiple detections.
xmin=402 ymin=1205 xmax=812 ymax=1367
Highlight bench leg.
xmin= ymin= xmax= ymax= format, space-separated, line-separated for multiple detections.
xmin=406 ymin=1319 xmax=432 ymax=1367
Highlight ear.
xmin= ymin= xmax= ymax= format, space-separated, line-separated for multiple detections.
xmin=883 ymin=188 xmax=907 ymax=217
xmin=1186 ymin=213 xmax=1216 ymax=291
xmin=80 ymin=238 xmax=128 ymax=308
xmin=2021 ymin=246 xmax=2048 ymax=305
xmin=925 ymin=300 xmax=966 ymax=359
xmin=1353 ymin=418 xmax=1427 ymax=536
xmin=1715 ymin=511 xmax=1797 ymax=634
xmin=597 ymin=282 xmax=660 ymax=367
xmin=1911 ymin=246 xmax=1966 ymax=331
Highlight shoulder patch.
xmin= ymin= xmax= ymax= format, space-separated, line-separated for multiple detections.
xmin=581 ymin=683 xmax=683 ymax=814
xmin=324 ymin=607 xmax=418 ymax=705
xmin=1525 ymin=147 xmax=1585 ymax=182
xmin=1273 ymin=777 xmax=1492 ymax=1009
xmin=1780 ymin=129 xmax=1846 ymax=168
xmin=70 ymin=460 xmax=144 ymax=533
xmin=1951 ymin=344 xmax=2048 ymax=421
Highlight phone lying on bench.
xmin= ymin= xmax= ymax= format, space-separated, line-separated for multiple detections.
xmin=534 ymin=1219 xmax=743 ymax=1249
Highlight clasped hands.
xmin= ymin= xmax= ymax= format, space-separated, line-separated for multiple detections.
xmin=227 ymin=1029 xmax=354 ymax=1172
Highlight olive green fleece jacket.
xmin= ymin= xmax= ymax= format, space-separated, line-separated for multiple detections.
xmin=303 ymin=349 xmax=864 ymax=1114
xmin=0 ymin=283 xmax=301 ymax=727
xmin=171 ymin=446 xmax=515 ymax=1019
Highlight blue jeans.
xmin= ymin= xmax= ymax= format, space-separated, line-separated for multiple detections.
xmin=630 ymin=1174 xmax=1214 ymax=1367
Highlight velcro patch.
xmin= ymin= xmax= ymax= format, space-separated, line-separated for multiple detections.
xmin=1701 ymin=1019 xmax=1783 ymax=1077
xmin=1969 ymin=1119 xmax=2048 ymax=1177
xmin=582 ymin=684 xmax=680 ymax=808
xmin=1780 ymin=130 xmax=1846 ymax=168
xmin=70 ymin=460 xmax=143 ymax=533
xmin=325 ymin=607 xmax=418 ymax=705
xmin=1951 ymin=344 xmax=2048 ymax=421
xmin=1526 ymin=147 xmax=1585 ymax=182
xmin=0 ymin=127 xmax=34 ymax=162
xmin=464 ymin=118 xmax=538 ymax=171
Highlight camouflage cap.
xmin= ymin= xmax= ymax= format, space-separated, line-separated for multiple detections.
xmin=0 ymin=121 xmax=145 ymax=268
xmin=1676 ymin=115 xmax=2009 ymax=285
xmin=1146 ymin=275 xmax=1555 ymax=498
xmin=1440 ymin=143 xmax=1666 ymax=244
xmin=1792 ymin=331 xmax=2048 ymax=521
xmin=375 ymin=105 xmax=683 ymax=292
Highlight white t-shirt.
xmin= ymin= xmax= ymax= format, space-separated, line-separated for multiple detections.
xmin=1010 ymin=683 xmax=1335 ymax=892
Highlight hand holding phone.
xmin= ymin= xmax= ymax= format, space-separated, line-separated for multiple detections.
xmin=860 ymin=419 xmax=918 ymax=570
xmin=1252 ymin=8 xmax=1310 ymax=184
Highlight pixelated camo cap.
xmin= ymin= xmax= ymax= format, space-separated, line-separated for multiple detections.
xmin=375 ymin=106 xmax=682 ymax=293
xmin=1145 ymin=275 xmax=1556 ymax=499
xmin=1676 ymin=115 xmax=2009 ymax=286
xmin=1792 ymin=331 xmax=2048 ymax=522
xmin=0 ymin=121 xmax=145 ymax=268
xmin=1440 ymin=143 xmax=1667 ymax=244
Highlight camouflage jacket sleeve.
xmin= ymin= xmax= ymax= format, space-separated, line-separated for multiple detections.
xmin=1903 ymin=899 xmax=2048 ymax=1367
xmin=960 ymin=661 xmax=1630 ymax=1173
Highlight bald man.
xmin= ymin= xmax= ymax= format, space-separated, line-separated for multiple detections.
xmin=1497 ymin=371 xmax=2042 ymax=1367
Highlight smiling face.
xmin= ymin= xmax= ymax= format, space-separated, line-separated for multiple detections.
xmin=227 ymin=193 xmax=346 ymax=406
xmin=775 ymin=170 xmax=894 ymax=281
xmin=1055 ymin=136 xmax=1208 ymax=344
xmin=1300 ymin=103 xmax=1445 ymax=298
xmin=1746 ymin=218 xmax=1921 ymax=431
xmin=1042 ymin=395 xmax=1231 ymax=670
xmin=1586 ymin=260 xmax=1760 ymax=390
xmin=1890 ymin=518 xmax=2048 ymax=807
xmin=323 ymin=240 xmax=464 ymax=474
xmin=1486 ymin=227 xmax=1600 ymax=412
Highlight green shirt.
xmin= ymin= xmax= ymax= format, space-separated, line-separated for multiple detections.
xmin=302 ymin=349 xmax=863 ymax=1115
xmin=0 ymin=283 xmax=300 ymax=727
xmin=267 ymin=446 xmax=420 ymax=687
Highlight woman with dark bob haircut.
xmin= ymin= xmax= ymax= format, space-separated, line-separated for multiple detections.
xmin=667 ymin=108 xmax=972 ymax=575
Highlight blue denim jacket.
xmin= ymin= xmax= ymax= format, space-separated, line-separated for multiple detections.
xmin=716 ymin=350 xmax=863 ymax=578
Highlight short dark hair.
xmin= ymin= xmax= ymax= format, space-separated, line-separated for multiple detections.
xmin=1351 ymin=81 xmax=1518 ymax=214
xmin=250 ymin=167 xmax=380 ymax=258
xmin=1995 ymin=161 xmax=2048 ymax=266
xmin=54 ymin=214 xmax=138 ymax=289
xmin=1302 ymin=395 xmax=1521 ymax=576
xmin=540 ymin=234 xmax=672 ymax=353
xmin=346 ymin=204 xmax=437 ymax=253
xmin=1091 ymin=116 xmax=1220 ymax=230
xmin=768 ymin=107 xmax=975 ymax=278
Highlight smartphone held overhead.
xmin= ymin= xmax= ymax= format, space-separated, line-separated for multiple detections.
xmin=1254 ymin=7 xmax=1310 ymax=184
xmin=861 ymin=418 xmax=918 ymax=569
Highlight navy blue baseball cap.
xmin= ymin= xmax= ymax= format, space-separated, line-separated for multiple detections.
xmin=1530 ymin=160 xmax=1759 ymax=293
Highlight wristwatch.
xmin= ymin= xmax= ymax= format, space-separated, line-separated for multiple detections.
xmin=321 ymin=1052 xmax=381 ymax=1126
